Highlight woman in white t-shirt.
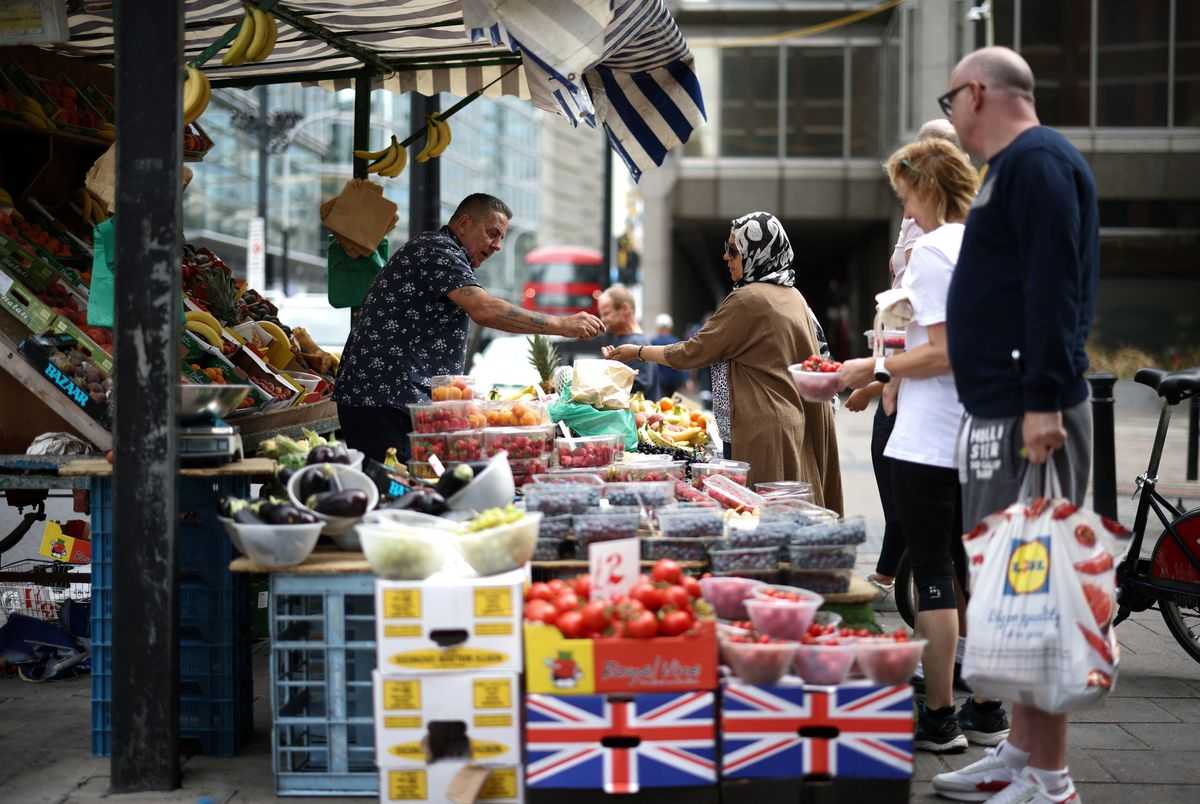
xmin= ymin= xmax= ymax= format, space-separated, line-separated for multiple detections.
xmin=839 ymin=138 xmax=979 ymax=754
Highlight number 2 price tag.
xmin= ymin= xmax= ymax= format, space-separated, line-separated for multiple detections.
xmin=588 ymin=537 xmax=639 ymax=602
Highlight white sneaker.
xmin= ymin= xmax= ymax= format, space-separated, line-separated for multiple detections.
xmin=932 ymin=747 xmax=1020 ymax=801
xmin=982 ymin=768 xmax=1080 ymax=804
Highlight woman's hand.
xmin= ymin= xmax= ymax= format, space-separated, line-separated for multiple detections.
xmin=838 ymin=357 xmax=877 ymax=390
xmin=602 ymin=344 xmax=639 ymax=363
xmin=845 ymin=386 xmax=877 ymax=412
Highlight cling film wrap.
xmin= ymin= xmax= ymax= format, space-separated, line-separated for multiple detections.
xmin=961 ymin=476 xmax=1133 ymax=713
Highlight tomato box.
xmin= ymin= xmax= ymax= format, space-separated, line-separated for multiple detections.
xmin=50 ymin=316 xmax=112 ymax=375
xmin=524 ymin=619 xmax=717 ymax=695
xmin=373 ymin=670 xmax=520 ymax=769
xmin=0 ymin=266 xmax=56 ymax=333
xmin=379 ymin=761 xmax=523 ymax=803
xmin=375 ymin=570 xmax=524 ymax=674
xmin=720 ymin=678 xmax=914 ymax=780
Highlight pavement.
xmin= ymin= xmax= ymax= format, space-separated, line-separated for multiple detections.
xmin=1 ymin=380 xmax=1198 ymax=802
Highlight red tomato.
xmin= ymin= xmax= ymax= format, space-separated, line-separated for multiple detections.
xmin=581 ymin=601 xmax=608 ymax=633
xmin=556 ymin=609 xmax=586 ymax=638
xmin=524 ymin=599 xmax=558 ymax=624
xmin=626 ymin=610 xmax=658 ymax=639
xmin=548 ymin=579 xmax=568 ymax=593
xmin=682 ymin=576 xmax=702 ymax=599
xmin=572 ymin=574 xmax=592 ymax=600
xmin=599 ymin=619 xmax=625 ymax=639
xmin=554 ymin=590 xmax=580 ymax=613
xmin=527 ymin=582 xmax=554 ymax=602
xmin=664 ymin=585 xmax=691 ymax=611
xmin=631 ymin=583 xmax=665 ymax=611
xmin=651 ymin=558 xmax=683 ymax=585
xmin=659 ymin=608 xmax=693 ymax=637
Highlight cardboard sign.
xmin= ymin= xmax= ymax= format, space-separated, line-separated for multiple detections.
xmin=588 ymin=537 xmax=638 ymax=602
xmin=39 ymin=520 xmax=91 ymax=564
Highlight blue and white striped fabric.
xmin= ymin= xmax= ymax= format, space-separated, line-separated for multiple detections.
xmin=463 ymin=0 xmax=706 ymax=181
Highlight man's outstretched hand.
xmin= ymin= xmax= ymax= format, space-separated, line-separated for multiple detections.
xmin=557 ymin=312 xmax=605 ymax=339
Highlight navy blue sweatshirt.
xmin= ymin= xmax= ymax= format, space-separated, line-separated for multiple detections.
xmin=947 ymin=126 xmax=1099 ymax=418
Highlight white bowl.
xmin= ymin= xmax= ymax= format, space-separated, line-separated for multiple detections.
xmin=287 ymin=463 xmax=380 ymax=544
xmin=787 ymin=365 xmax=844 ymax=402
xmin=459 ymin=512 xmax=541 ymax=576
xmin=219 ymin=518 xmax=322 ymax=569
xmin=446 ymin=451 xmax=515 ymax=512
xmin=357 ymin=521 xmax=451 ymax=580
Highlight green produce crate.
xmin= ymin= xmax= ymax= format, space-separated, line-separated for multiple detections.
xmin=0 ymin=266 xmax=56 ymax=333
xmin=50 ymin=316 xmax=112 ymax=374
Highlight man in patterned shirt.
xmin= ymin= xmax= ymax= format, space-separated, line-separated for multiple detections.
xmin=335 ymin=193 xmax=605 ymax=462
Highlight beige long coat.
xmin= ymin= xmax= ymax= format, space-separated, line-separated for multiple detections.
xmin=664 ymin=282 xmax=843 ymax=514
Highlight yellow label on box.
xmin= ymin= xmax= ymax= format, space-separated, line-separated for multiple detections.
xmin=474 ymin=713 xmax=513 ymax=728
xmin=383 ymin=589 xmax=421 ymax=619
xmin=387 ymin=742 xmax=427 ymax=761
xmin=474 ymin=586 xmax=512 ymax=618
xmin=384 ymin=716 xmax=422 ymax=729
xmin=385 ymin=624 xmax=423 ymax=638
xmin=474 ymin=621 xmax=514 ymax=637
xmin=387 ymin=647 xmax=509 ymax=671
xmin=480 ymin=768 xmax=519 ymax=800
xmin=387 ymin=769 xmax=427 ymax=801
xmin=469 ymin=739 xmax=510 ymax=760
xmin=473 ymin=678 xmax=512 ymax=709
xmin=524 ymin=622 xmax=596 ymax=694
xmin=383 ymin=680 xmax=421 ymax=710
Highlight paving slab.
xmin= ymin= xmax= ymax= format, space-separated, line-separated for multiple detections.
xmin=1069 ymin=696 xmax=1181 ymax=723
xmin=1075 ymin=783 xmax=1200 ymax=804
xmin=1063 ymin=748 xmax=1119 ymax=783
xmin=1089 ymin=749 xmax=1200 ymax=784
xmin=1067 ymin=723 xmax=1149 ymax=750
xmin=1119 ymin=723 xmax=1200 ymax=751
xmin=913 ymin=750 xmax=954 ymax=781
xmin=1107 ymin=673 xmax=1200 ymax=698
xmin=1149 ymin=697 xmax=1200 ymax=721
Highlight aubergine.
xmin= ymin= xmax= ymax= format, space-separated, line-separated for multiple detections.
xmin=307 ymin=443 xmax=351 ymax=466
xmin=297 ymin=464 xmax=337 ymax=501
xmin=260 ymin=502 xmax=319 ymax=525
xmin=307 ymin=488 xmax=369 ymax=518
xmin=379 ymin=488 xmax=446 ymax=516
xmin=434 ymin=463 xmax=474 ymax=498
xmin=233 ymin=506 xmax=265 ymax=524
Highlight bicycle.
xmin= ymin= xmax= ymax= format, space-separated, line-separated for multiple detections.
xmin=1113 ymin=366 xmax=1200 ymax=662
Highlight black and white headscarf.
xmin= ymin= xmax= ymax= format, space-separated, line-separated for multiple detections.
xmin=730 ymin=211 xmax=795 ymax=288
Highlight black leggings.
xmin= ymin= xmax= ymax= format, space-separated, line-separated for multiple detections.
xmin=336 ymin=403 xmax=414 ymax=463
xmin=890 ymin=458 xmax=964 ymax=611
xmin=871 ymin=405 xmax=905 ymax=577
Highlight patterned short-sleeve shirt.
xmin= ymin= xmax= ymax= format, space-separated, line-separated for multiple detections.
xmin=333 ymin=227 xmax=481 ymax=410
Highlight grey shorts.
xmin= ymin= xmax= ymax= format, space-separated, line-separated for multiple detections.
xmin=958 ymin=400 xmax=1092 ymax=530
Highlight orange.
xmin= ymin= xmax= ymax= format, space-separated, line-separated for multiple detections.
xmin=445 ymin=386 xmax=463 ymax=400
xmin=432 ymin=386 xmax=448 ymax=401
xmin=659 ymin=398 xmax=673 ymax=412
xmin=520 ymin=411 xmax=540 ymax=426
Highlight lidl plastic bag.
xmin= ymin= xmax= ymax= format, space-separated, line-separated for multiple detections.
xmin=548 ymin=379 xmax=638 ymax=451
xmin=961 ymin=467 xmax=1133 ymax=712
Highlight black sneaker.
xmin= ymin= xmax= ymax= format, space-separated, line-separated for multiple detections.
xmin=957 ymin=698 xmax=1010 ymax=747
xmin=914 ymin=704 xmax=969 ymax=754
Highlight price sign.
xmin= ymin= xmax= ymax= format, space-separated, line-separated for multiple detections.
xmin=588 ymin=537 xmax=639 ymax=602
xmin=246 ymin=217 xmax=266 ymax=291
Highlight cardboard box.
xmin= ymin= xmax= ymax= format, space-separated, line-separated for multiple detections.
xmin=18 ymin=334 xmax=110 ymax=427
xmin=373 ymin=671 xmax=520 ymax=769
xmin=0 ymin=267 xmax=56 ymax=333
xmin=720 ymin=679 xmax=914 ymax=780
xmin=376 ymin=570 xmax=523 ymax=674
xmin=379 ymin=762 xmax=523 ymax=803
xmin=525 ymin=690 xmax=717 ymax=793
xmin=523 ymin=619 xmax=717 ymax=695
xmin=50 ymin=317 xmax=111 ymax=375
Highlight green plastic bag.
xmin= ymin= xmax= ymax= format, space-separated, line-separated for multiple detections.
xmin=548 ymin=379 xmax=639 ymax=451
xmin=327 ymin=235 xmax=388 ymax=309
xmin=87 ymin=218 xmax=115 ymax=328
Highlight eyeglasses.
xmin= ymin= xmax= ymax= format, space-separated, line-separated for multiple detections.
xmin=937 ymin=81 xmax=983 ymax=118
xmin=724 ymin=241 xmax=739 ymax=259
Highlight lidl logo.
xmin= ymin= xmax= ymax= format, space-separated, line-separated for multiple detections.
xmin=1004 ymin=537 xmax=1051 ymax=595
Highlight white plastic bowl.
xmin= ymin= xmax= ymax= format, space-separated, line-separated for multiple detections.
xmin=459 ymin=512 xmax=541 ymax=576
xmin=446 ymin=451 xmax=515 ymax=512
xmin=219 ymin=517 xmax=322 ymax=569
xmin=287 ymin=463 xmax=380 ymax=545
xmin=357 ymin=521 xmax=450 ymax=580
xmin=787 ymin=365 xmax=844 ymax=402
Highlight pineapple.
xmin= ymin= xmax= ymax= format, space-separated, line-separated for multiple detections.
xmin=527 ymin=335 xmax=559 ymax=395
xmin=198 ymin=267 xmax=241 ymax=326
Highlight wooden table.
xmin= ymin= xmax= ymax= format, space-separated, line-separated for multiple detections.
xmin=58 ymin=455 xmax=277 ymax=477
xmin=229 ymin=548 xmax=371 ymax=574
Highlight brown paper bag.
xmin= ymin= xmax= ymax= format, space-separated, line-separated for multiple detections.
xmin=85 ymin=144 xmax=116 ymax=211
xmin=571 ymin=358 xmax=637 ymax=410
xmin=323 ymin=179 xmax=397 ymax=254
xmin=446 ymin=765 xmax=492 ymax=804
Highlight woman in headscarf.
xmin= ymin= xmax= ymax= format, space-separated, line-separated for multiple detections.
xmin=603 ymin=211 xmax=843 ymax=512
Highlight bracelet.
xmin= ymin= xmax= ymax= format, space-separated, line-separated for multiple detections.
xmin=637 ymin=345 xmax=645 ymax=361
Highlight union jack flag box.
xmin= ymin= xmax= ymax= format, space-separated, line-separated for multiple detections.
xmin=525 ymin=691 xmax=718 ymax=793
xmin=720 ymin=679 xmax=914 ymax=780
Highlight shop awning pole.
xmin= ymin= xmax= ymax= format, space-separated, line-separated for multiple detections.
xmin=352 ymin=71 xmax=372 ymax=180
xmin=408 ymin=93 xmax=441 ymax=236
xmin=111 ymin=0 xmax=183 ymax=791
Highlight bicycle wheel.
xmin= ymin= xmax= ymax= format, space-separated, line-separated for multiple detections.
xmin=1161 ymin=599 xmax=1200 ymax=664
xmin=894 ymin=551 xmax=917 ymax=629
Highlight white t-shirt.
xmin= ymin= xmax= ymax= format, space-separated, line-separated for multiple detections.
xmin=884 ymin=223 xmax=965 ymax=469
xmin=889 ymin=218 xmax=925 ymax=289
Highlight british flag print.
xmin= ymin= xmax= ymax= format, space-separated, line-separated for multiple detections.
xmin=721 ymin=681 xmax=914 ymax=780
xmin=525 ymin=691 xmax=718 ymax=793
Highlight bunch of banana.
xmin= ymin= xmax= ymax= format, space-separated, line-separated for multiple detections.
xmin=415 ymin=114 xmax=451 ymax=163
xmin=496 ymin=385 xmax=541 ymax=401
xmin=19 ymin=96 xmax=55 ymax=131
xmin=356 ymin=135 xmax=407 ymax=178
xmin=640 ymin=423 xmax=708 ymax=450
xmin=96 ymin=122 xmax=116 ymax=143
xmin=223 ymin=3 xmax=279 ymax=66
xmin=185 ymin=311 xmax=224 ymax=349
xmin=0 ymin=187 xmax=12 ymax=208
xmin=257 ymin=320 xmax=295 ymax=369
xmin=183 ymin=65 xmax=211 ymax=124
xmin=79 ymin=189 xmax=111 ymax=225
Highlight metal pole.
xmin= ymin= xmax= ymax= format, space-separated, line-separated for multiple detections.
xmin=353 ymin=72 xmax=372 ymax=180
xmin=601 ymin=137 xmax=614 ymax=283
xmin=257 ymin=85 xmax=273 ymax=287
xmin=408 ymin=92 xmax=442 ymax=236
xmin=112 ymin=0 xmax=183 ymax=791
xmin=1088 ymin=373 xmax=1118 ymax=519
xmin=1187 ymin=395 xmax=1198 ymax=482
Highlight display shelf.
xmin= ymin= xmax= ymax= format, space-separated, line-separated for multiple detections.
xmin=230 ymin=549 xmax=372 ymax=575
xmin=59 ymin=455 xmax=275 ymax=477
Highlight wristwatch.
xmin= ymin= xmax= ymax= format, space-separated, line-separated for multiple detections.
xmin=873 ymin=356 xmax=892 ymax=383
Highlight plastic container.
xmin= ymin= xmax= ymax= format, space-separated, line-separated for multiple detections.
xmin=722 ymin=519 xmax=791 ymax=549
xmin=760 ymin=499 xmax=839 ymax=527
xmin=484 ymin=399 xmax=549 ymax=427
xmin=604 ymin=480 xmax=675 ymax=508
xmin=610 ymin=460 xmax=687 ymax=483
xmin=787 ymin=365 xmax=844 ymax=402
xmin=287 ymin=464 xmax=379 ymax=544
xmin=446 ymin=452 xmax=515 ymax=512
xmin=700 ymin=576 xmax=765 ymax=620
xmin=408 ymin=460 xmax=437 ymax=480
xmin=219 ymin=519 xmax=322 ymax=569
xmin=864 ymin=329 xmax=906 ymax=351
xmin=703 ymin=474 xmax=766 ymax=512
xmin=524 ymin=483 xmax=599 ymax=515
xmin=790 ymin=516 xmax=867 ymax=546
xmin=855 ymin=638 xmax=927 ymax=685
xmin=459 ymin=512 xmax=540 ymax=576
xmin=574 ymin=509 xmax=639 ymax=545
xmin=745 ymin=592 xmax=823 ymax=641
xmin=721 ymin=638 xmax=799 ymax=685
xmin=532 ymin=470 xmax=607 ymax=486
xmin=445 ymin=430 xmax=484 ymax=462
xmin=538 ymin=514 xmax=573 ymax=539
xmin=788 ymin=543 xmax=858 ymax=570
xmin=690 ymin=460 xmax=750 ymax=489
xmin=657 ymin=507 xmax=725 ymax=539
xmin=430 ymin=374 xmax=482 ymax=401
xmin=555 ymin=433 xmax=622 ymax=468
xmin=789 ymin=569 xmax=852 ymax=595
xmin=408 ymin=400 xmax=486 ymax=433
xmin=793 ymin=642 xmax=858 ymax=685
xmin=755 ymin=480 xmax=814 ymax=502
xmin=710 ymin=546 xmax=778 ymax=573
xmin=509 ymin=456 xmax=551 ymax=486
xmin=483 ymin=425 xmax=555 ymax=459
xmin=408 ymin=433 xmax=447 ymax=463
xmin=357 ymin=521 xmax=449 ymax=580
xmin=640 ymin=536 xmax=720 ymax=562
xmin=533 ymin=537 xmax=571 ymax=561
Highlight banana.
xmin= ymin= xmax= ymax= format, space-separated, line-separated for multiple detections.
xmin=258 ymin=320 xmax=294 ymax=368
xmin=182 ymin=66 xmax=211 ymax=124
xmin=380 ymin=139 xmax=408 ymax=178
xmin=255 ymin=11 xmax=278 ymax=61
xmin=414 ymin=115 xmax=441 ymax=163
xmin=95 ymin=123 xmax=115 ymax=143
xmin=353 ymin=141 xmax=394 ymax=161
xmin=222 ymin=5 xmax=257 ymax=66
xmin=366 ymin=137 xmax=401 ymax=175
xmin=186 ymin=310 xmax=224 ymax=336
xmin=245 ymin=6 xmax=273 ymax=62
xmin=186 ymin=320 xmax=223 ymax=349
xmin=429 ymin=114 xmax=452 ymax=158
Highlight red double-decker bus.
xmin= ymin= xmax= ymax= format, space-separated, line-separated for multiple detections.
xmin=521 ymin=246 xmax=606 ymax=316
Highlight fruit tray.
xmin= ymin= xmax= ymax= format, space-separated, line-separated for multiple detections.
xmin=754 ymin=480 xmax=815 ymax=503
xmin=484 ymin=425 xmax=555 ymax=459
xmin=407 ymin=460 xmax=438 ymax=481
xmin=690 ymin=460 xmax=750 ymax=489
xmin=408 ymin=400 xmax=486 ymax=433
xmin=710 ymin=546 xmax=779 ymax=573
xmin=656 ymin=507 xmax=725 ymax=539
xmin=532 ymin=470 xmax=608 ymax=486
xmin=533 ymin=537 xmax=575 ymax=561
xmin=789 ymin=569 xmax=852 ymax=595
xmin=788 ymin=543 xmax=857 ymax=570
xmin=555 ymin=433 xmax=622 ymax=468
xmin=429 ymin=374 xmax=481 ymax=401
xmin=445 ymin=430 xmax=484 ymax=462
xmin=509 ymin=456 xmax=550 ymax=486
xmin=790 ymin=516 xmax=867 ymax=546
xmin=788 ymin=365 xmax=844 ymax=402
xmin=523 ymin=483 xmax=599 ymax=515
xmin=761 ymin=499 xmax=840 ymax=527
xmin=408 ymin=432 xmax=446 ymax=462
xmin=538 ymin=514 xmax=573 ymax=539
xmin=574 ymin=509 xmax=639 ymax=545
xmin=640 ymin=536 xmax=720 ymax=562
xmin=610 ymin=460 xmax=687 ymax=483
xmin=484 ymin=399 xmax=548 ymax=427
xmin=703 ymin=474 xmax=766 ymax=512
xmin=721 ymin=519 xmax=792 ymax=549
xmin=604 ymin=481 xmax=675 ymax=508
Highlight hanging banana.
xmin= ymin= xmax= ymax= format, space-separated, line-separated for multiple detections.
xmin=182 ymin=65 xmax=211 ymax=124
xmin=366 ymin=136 xmax=403 ymax=175
xmin=380 ymin=138 xmax=408 ymax=178
xmin=222 ymin=4 xmax=257 ymax=67
xmin=246 ymin=5 xmax=278 ymax=62
xmin=414 ymin=115 xmax=442 ymax=163
xmin=429 ymin=114 xmax=452 ymax=158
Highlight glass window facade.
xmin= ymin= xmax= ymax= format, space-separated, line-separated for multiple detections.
xmin=1097 ymin=0 xmax=1170 ymax=127
xmin=1021 ymin=0 xmax=1092 ymax=127
xmin=720 ymin=47 xmax=780 ymax=157
xmin=1176 ymin=1 xmax=1200 ymax=126
xmin=786 ymin=47 xmax=844 ymax=157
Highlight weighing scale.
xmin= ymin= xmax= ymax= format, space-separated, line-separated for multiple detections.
xmin=177 ymin=385 xmax=251 ymax=466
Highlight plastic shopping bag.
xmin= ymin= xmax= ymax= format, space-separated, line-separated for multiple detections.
xmin=570 ymin=358 xmax=636 ymax=410
xmin=548 ymin=379 xmax=639 ymax=451
xmin=960 ymin=467 xmax=1133 ymax=712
